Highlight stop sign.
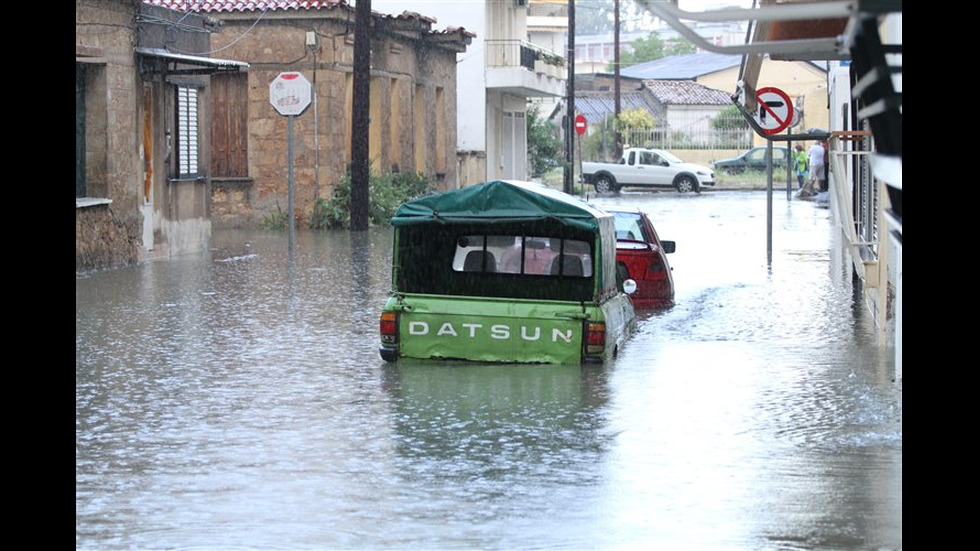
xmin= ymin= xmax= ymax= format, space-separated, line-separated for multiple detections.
xmin=270 ymin=72 xmax=312 ymax=116
xmin=574 ymin=114 xmax=587 ymax=135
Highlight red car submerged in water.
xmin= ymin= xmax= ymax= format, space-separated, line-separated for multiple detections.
xmin=608 ymin=207 xmax=676 ymax=309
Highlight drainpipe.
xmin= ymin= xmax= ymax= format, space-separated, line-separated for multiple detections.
xmin=564 ymin=0 xmax=575 ymax=195
xmin=614 ymin=0 xmax=621 ymax=159
xmin=310 ymin=32 xmax=321 ymax=214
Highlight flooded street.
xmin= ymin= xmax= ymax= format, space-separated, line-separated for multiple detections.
xmin=76 ymin=190 xmax=902 ymax=550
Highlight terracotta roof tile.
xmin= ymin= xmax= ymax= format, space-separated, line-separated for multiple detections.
xmin=144 ymin=1 xmax=473 ymax=44
xmin=643 ymin=80 xmax=731 ymax=106
xmin=442 ymin=26 xmax=476 ymax=39
xmin=145 ymin=1 xmax=472 ymax=37
xmin=144 ymin=1 xmax=348 ymax=13
xmin=573 ymin=90 xmax=666 ymax=127
xmin=378 ymin=10 xmax=436 ymax=25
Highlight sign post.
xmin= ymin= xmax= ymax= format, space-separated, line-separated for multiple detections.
xmin=753 ymin=86 xmax=792 ymax=265
xmin=574 ymin=115 xmax=587 ymax=197
xmin=270 ymin=72 xmax=313 ymax=253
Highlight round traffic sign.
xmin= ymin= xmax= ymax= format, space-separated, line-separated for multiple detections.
xmin=270 ymin=72 xmax=312 ymax=116
xmin=755 ymin=86 xmax=792 ymax=135
xmin=574 ymin=114 xmax=587 ymax=136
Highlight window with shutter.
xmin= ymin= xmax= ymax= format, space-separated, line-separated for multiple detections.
xmin=176 ymin=85 xmax=199 ymax=178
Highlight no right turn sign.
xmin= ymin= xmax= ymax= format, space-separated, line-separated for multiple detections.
xmin=755 ymin=87 xmax=792 ymax=135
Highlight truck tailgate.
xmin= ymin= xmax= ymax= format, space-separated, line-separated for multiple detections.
xmin=393 ymin=295 xmax=586 ymax=364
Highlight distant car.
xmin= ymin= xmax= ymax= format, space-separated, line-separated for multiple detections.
xmin=607 ymin=206 xmax=675 ymax=309
xmin=711 ymin=146 xmax=791 ymax=174
xmin=582 ymin=148 xmax=715 ymax=194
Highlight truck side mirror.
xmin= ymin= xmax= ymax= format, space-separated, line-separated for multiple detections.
xmin=661 ymin=240 xmax=676 ymax=254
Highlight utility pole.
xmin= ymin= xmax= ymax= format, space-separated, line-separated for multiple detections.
xmin=350 ymin=0 xmax=371 ymax=231
xmin=614 ymin=0 xmax=621 ymax=158
xmin=563 ymin=0 xmax=576 ymax=195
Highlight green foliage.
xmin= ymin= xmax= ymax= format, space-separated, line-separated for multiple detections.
xmin=582 ymin=115 xmax=618 ymax=162
xmin=667 ymin=38 xmax=697 ymax=56
xmin=607 ymin=32 xmax=697 ymax=71
xmin=534 ymin=50 xmax=565 ymax=68
xmin=575 ymin=0 xmax=616 ymax=34
xmin=575 ymin=0 xmax=647 ymax=35
xmin=619 ymin=32 xmax=666 ymax=68
xmin=581 ymin=109 xmax=658 ymax=162
xmin=526 ymin=105 xmax=563 ymax=178
xmin=261 ymin=202 xmax=289 ymax=230
xmin=712 ymin=105 xmax=750 ymax=130
xmin=616 ymin=108 xmax=656 ymax=132
xmin=311 ymin=170 xmax=433 ymax=229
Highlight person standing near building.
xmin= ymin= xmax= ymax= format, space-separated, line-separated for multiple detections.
xmin=793 ymin=144 xmax=809 ymax=190
xmin=808 ymin=140 xmax=826 ymax=192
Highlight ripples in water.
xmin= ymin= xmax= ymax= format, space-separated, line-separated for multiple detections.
xmin=78 ymin=193 xmax=901 ymax=549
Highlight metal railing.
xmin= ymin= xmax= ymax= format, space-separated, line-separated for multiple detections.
xmin=485 ymin=39 xmax=565 ymax=77
xmin=579 ymin=113 xmax=753 ymax=158
xmin=620 ymin=126 xmax=753 ymax=151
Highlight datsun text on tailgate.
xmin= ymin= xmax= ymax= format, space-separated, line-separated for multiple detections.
xmin=379 ymin=180 xmax=637 ymax=365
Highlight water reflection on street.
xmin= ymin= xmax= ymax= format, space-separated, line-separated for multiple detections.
xmin=76 ymin=190 xmax=901 ymax=550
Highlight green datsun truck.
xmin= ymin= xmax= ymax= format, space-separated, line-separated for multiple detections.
xmin=379 ymin=180 xmax=636 ymax=364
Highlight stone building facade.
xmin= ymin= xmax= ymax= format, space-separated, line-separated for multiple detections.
xmin=159 ymin=1 xmax=472 ymax=228
xmin=77 ymin=0 xmax=144 ymax=270
xmin=76 ymin=0 xmax=247 ymax=270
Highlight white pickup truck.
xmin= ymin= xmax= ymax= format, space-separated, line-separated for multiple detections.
xmin=581 ymin=147 xmax=715 ymax=194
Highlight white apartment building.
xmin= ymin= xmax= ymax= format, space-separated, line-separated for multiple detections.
xmin=374 ymin=0 xmax=566 ymax=184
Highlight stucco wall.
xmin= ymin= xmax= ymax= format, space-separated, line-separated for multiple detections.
xmin=697 ymin=59 xmax=829 ymax=146
xmin=457 ymin=151 xmax=488 ymax=188
xmin=375 ymin=1 xmax=488 ymax=153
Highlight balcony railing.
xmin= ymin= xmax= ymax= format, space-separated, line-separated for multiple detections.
xmin=485 ymin=39 xmax=565 ymax=77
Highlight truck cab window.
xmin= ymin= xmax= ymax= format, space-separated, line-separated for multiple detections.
xmin=452 ymin=235 xmax=592 ymax=278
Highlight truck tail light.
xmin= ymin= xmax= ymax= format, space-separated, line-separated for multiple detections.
xmin=586 ymin=321 xmax=605 ymax=354
xmin=646 ymin=257 xmax=667 ymax=280
xmin=380 ymin=311 xmax=398 ymax=344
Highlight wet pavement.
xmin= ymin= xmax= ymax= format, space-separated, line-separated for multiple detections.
xmin=76 ymin=190 xmax=901 ymax=550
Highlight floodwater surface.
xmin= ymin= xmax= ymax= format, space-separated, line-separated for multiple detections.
xmin=76 ymin=190 xmax=901 ymax=550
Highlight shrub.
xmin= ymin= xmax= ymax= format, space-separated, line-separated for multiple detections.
xmin=311 ymin=170 xmax=433 ymax=229
xmin=261 ymin=202 xmax=289 ymax=230
xmin=527 ymin=106 xmax=562 ymax=177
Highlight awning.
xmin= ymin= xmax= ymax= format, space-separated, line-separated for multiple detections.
xmin=136 ymin=47 xmax=249 ymax=75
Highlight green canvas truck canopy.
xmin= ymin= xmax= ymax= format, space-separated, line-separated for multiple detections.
xmin=392 ymin=180 xmax=608 ymax=232
xmin=390 ymin=180 xmax=620 ymax=301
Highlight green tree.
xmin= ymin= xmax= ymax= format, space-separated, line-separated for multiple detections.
xmin=526 ymin=105 xmax=562 ymax=178
xmin=667 ymin=38 xmax=697 ymax=56
xmin=618 ymin=32 xmax=666 ymax=68
xmin=615 ymin=108 xmax=656 ymax=149
xmin=616 ymin=107 xmax=655 ymax=132
xmin=711 ymin=105 xmax=750 ymax=130
xmin=576 ymin=0 xmax=615 ymax=35
xmin=576 ymin=0 xmax=646 ymax=35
